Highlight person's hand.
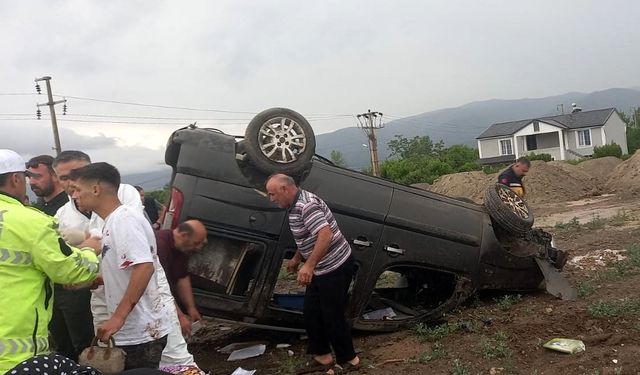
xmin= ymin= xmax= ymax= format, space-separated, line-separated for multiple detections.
xmin=297 ymin=263 xmax=314 ymax=286
xmin=152 ymin=222 xmax=161 ymax=230
xmin=80 ymin=236 xmax=103 ymax=255
xmin=178 ymin=313 xmax=193 ymax=337
xmin=187 ymin=307 xmax=202 ymax=323
xmin=97 ymin=315 xmax=125 ymax=343
xmin=60 ymin=228 xmax=87 ymax=246
xmin=287 ymin=258 xmax=301 ymax=274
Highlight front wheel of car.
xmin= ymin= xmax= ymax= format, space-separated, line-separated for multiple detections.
xmin=244 ymin=108 xmax=316 ymax=175
xmin=484 ymin=183 xmax=534 ymax=236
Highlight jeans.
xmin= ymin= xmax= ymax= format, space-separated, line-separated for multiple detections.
xmin=49 ymin=286 xmax=95 ymax=362
xmin=121 ymin=335 xmax=168 ymax=370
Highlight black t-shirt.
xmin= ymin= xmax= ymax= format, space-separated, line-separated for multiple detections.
xmin=33 ymin=191 xmax=69 ymax=216
xmin=497 ymin=166 xmax=525 ymax=192
xmin=144 ymin=196 xmax=160 ymax=223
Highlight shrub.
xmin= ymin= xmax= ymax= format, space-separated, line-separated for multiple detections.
xmin=528 ymin=152 xmax=553 ymax=162
xmin=593 ymin=143 xmax=622 ymax=159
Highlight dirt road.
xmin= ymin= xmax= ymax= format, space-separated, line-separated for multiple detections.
xmin=191 ymin=195 xmax=640 ymax=375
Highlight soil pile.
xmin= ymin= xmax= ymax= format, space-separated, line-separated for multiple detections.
xmin=430 ymin=171 xmax=494 ymax=202
xmin=430 ymin=159 xmax=611 ymax=204
xmin=605 ymin=150 xmax=640 ymax=197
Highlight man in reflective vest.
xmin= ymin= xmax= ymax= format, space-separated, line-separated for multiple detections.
xmin=0 ymin=149 xmax=100 ymax=374
xmin=497 ymin=157 xmax=531 ymax=198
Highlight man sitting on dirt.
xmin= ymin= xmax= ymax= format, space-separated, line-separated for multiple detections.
xmin=498 ymin=157 xmax=530 ymax=198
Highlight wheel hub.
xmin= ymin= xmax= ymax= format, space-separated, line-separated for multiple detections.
xmin=257 ymin=117 xmax=307 ymax=164
xmin=497 ymin=186 xmax=530 ymax=219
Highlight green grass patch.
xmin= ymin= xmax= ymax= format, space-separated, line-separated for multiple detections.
xmin=554 ymin=217 xmax=580 ymax=231
xmin=610 ymin=210 xmax=632 ymax=227
xmin=451 ymin=359 xmax=472 ymax=375
xmin=585 ymin=214 xmax=607 ymax=230
xmin=413 ymin=322 xmax=461 ymax=342
xmin=270 ymin=349 xmax=306 ymax=375
xmin=626 ymin=243 xmax=640 ymax=267
xmin=587 ymin=298 xmax=640 ymax=318
xmin=479 ymin=331 xmax=513 ymax=359
xmin=407 ymin=342 xmax=447 ymax=363
xmin=494 ymin=294 xmax=522 ymax=311
xmin=577 ymin=281 xmax=595 ymax=298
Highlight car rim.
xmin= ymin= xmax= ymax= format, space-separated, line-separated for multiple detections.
xmin=497 ymin=186 xmax=529 ymax=219
xmin=257 ymin=116 xmax=307 ymax=164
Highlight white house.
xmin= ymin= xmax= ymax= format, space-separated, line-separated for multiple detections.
xmin=476 ymin=108 xmax=628 ymax=164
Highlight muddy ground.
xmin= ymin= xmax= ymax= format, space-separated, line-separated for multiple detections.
xmin=187 ymin=194 xmax=640 ymax=375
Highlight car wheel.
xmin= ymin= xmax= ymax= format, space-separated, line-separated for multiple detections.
xmin=244 ymin=108 xmax=316 ymax=175
xmin=484 ymin=183 xmax=534 ymax=236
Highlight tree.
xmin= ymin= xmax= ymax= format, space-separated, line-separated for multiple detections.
xmin=617 ymin=108 xmax=640 ymax=155
xmin=329 ymin=150 xmax=347 ymax=167
xmin=387 ymin=135 xmax=444 ymax=159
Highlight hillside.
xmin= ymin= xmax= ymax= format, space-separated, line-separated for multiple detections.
xmin=316 ymin=88 xmax=640 ymax=170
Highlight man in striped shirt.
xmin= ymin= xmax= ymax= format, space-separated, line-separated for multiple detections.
xmin=266 ymin=174 xmax=360 ymax=374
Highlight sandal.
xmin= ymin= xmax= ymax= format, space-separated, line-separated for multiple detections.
xmin=296 ymin=359 xmax=336 ymax=374
xmin=340 ymin=361 xmax=361 ymax=373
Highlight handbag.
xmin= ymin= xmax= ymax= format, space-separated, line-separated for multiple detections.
xmin=78 ymin=336 xmax=126 ymax=374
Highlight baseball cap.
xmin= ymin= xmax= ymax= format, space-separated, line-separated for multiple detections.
xmin=0 ymin=149 xmax=33 ymax=176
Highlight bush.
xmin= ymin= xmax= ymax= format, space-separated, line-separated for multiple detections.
xmin=527 ymin=152 xmax=553 ymax=162
xmin=593 ymin=143 xmax=622 ymax=159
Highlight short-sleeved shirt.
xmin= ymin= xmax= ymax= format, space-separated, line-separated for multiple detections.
xmin=288 ymin=189 xmax=351 ymax=276
xmin=155 ymin=229 xmax=189 ymax=290
xmin=498 ymin=166 xmax=525 ymax=195
xmin=33 ymin=191 xmax=68 ymax=216
xmin=101 ymin=205 xmax=172 ymax=345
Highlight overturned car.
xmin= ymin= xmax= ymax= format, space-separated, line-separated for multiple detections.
xmin=162 ymin=108 xmax=574 ymax=332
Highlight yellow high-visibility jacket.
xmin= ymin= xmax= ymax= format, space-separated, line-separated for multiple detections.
xmin=0 ymin=193 xmax=100 ymax=374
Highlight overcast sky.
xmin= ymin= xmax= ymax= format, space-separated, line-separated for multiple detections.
xmin=1 ymin=0 xmax=639 ymax=173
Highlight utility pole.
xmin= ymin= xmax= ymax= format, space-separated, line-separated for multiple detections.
xmin=356 ymin=109 xmax=384 ymax=177
xmin=35 ymin=76 xmax=66 ymax=155
xmin=556 ymin=104 xmax=564 ymax=115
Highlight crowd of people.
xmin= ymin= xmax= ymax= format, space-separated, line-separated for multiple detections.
xmin=0 ymin=149 xmax=207 ymax=374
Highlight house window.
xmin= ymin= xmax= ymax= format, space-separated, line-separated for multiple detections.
xmin=577 ymin=129 xmax=591 ymax=147
xmin=533 ymin=121 xmax=540 ymax=132
xmin=499 ymin=139 xmax=513 ymax=155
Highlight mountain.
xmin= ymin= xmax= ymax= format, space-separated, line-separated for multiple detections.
xmin=316 ymin=88 xmax=640 ymax=170
xmin=122 ymin=167 xmax=172 ymax=191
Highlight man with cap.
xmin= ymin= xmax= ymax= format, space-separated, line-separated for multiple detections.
xmin=0 ymin=149 xmax=101 ymax=374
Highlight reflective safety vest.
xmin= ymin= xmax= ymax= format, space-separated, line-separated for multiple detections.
xmin=0 ymin=193 xmax=100 ymax=373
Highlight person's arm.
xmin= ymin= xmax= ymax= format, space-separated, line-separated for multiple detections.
xmin=154 ymin=201 xmax=167 ymax=228
xmin=97 ymin=262 xmax=154 ymax=342
xmin=176 ymin=276 xmax=201 ymax=322
xmin=32 ymin=218 xmax=100 ymax=285
xmin=297 ymin=226 xmax=332 ymax=285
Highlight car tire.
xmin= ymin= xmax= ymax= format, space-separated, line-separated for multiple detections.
xmin=244 ymin=108 xmax=316 ymax=175
xmin=484 ymin=183 xmax=534 ymax=236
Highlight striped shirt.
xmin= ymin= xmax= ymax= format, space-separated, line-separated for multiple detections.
xmin=288 ymin=189 xmax=351 ymax=276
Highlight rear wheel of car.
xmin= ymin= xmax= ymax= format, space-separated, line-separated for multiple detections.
xmin=484 ymin=183 xmax=534 ymax=236
xmin=244 ymin=108 xmax=316 ymax=175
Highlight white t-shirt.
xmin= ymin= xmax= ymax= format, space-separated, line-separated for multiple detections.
xmin=55 ymin=183 xmax=144 ymax=235
xmin=101 ymin=204 xmax=172 ymax=345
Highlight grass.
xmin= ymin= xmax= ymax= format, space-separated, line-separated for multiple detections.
xmin=587 ymin=298 xmax=640 ymax=318
xmin=610 ymin=210 xmax=632 ymax=227
xmin=494 ymin=294 xmax=522 ymax=311
xmin=413 ymin=322 xmax=462 ymax=342
xmin=626 ymin=243 xmax=640 ymax=267
xmin=554 ymin=217 xmax=580 ymax=231
xmin=585 ymin=214 xmax=607 ymax=230
xmin=577 ymin=281 xmax=595 ymax=298
xmin=271 ymin=349 xmax=306 ymax=375
xmin=407 ymin=342 xmax=447 ymax=363
xmin=479 ymin=331 xmax=513 ymax=360
xmin=451 ymin=359 xmax=472 ymax=375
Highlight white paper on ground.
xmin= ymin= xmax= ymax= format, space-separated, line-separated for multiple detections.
xmin=231 ymin=367 xmax=257 ymax=375
xmin=227 ymin=344 xmax=267 ymax=361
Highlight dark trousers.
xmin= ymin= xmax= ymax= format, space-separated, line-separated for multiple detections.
xmin=121 ymin=335 xmax=168 ymax=370
xmin=49 ymin=286 xmax=95 ymax=362
xmin=303 ymin=256 xmax=356 ymax=364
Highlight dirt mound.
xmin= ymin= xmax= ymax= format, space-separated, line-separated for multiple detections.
xmin=430 ymin=171 xmax=494 ymax=203
xmin=605 ymin=150 xmax=640 ymax=197
xmin=575 ymin=156 xmax=623 ymax=186
xmin=431 ymin=160 xmax=602 ymax=204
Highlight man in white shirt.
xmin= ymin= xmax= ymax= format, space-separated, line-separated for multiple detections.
xmin=68 ymin=162 xmax=172 ymax=369
xmin=53 ymin=150 xmax=198 ymax=369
